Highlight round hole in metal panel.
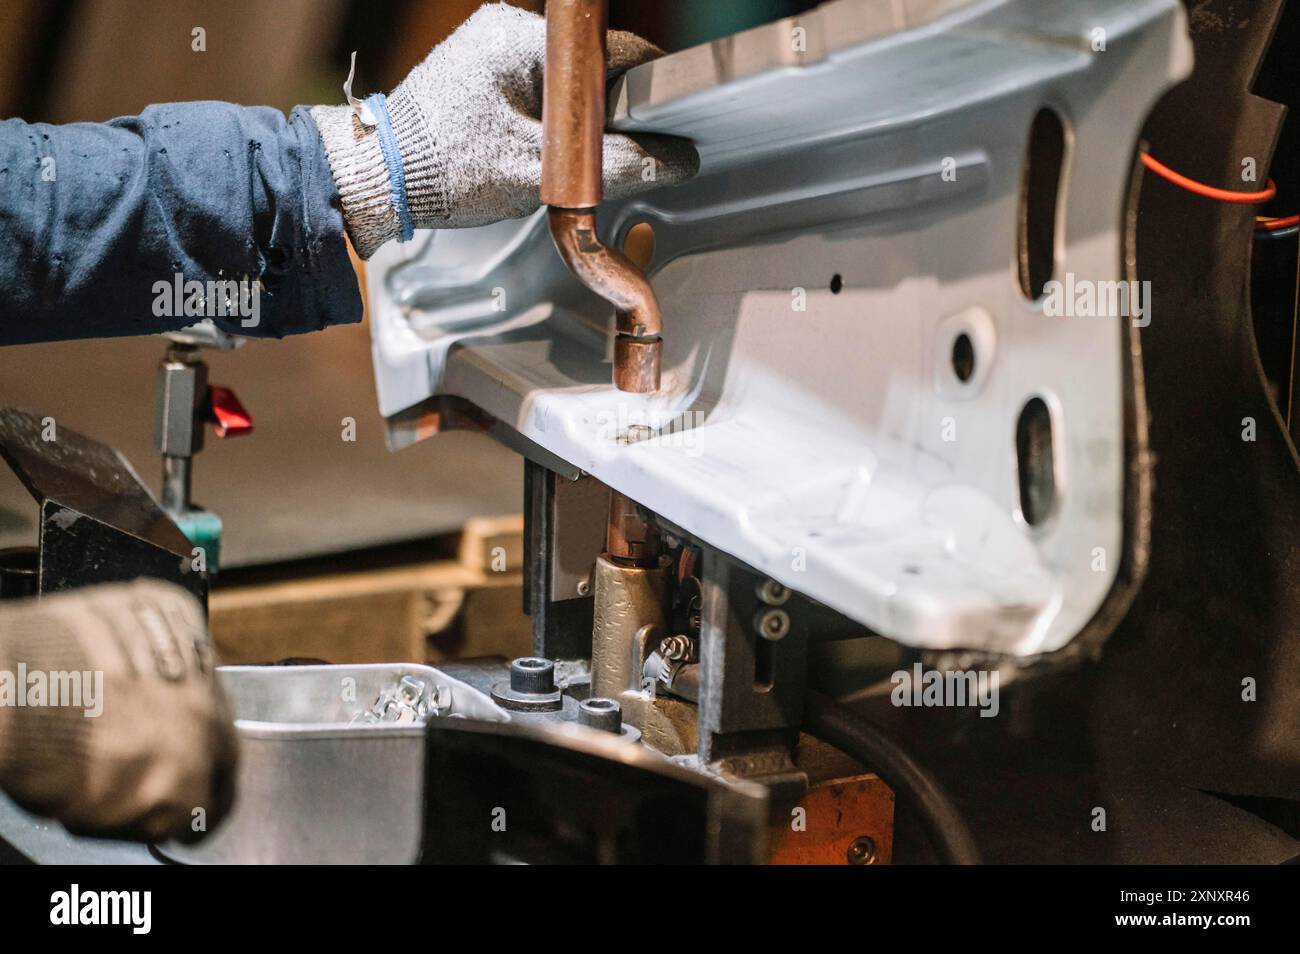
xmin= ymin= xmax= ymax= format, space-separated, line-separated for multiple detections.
xmin=829 ymin=274 xmax=844 ymax=294
xmin=622 ymin=221 xmax=656 ymax=269
xmin=951 ymin=332 xmax=976 ymax=383
xmin=1016 ymin=396 xmax=1057 ymax=527
xmin=1017 ymin=108 xmax=1066 ymax=301
xmin=934 ymin=306 xmax=995 ymax=398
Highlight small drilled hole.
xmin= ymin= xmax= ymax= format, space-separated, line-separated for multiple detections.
xmin=830 ymin=274 xmax=843 ymax=294
xmin=951 ymin=333 xmax=976 ymax=383
xmin=586 ymin=699 xmax=615 ymax=710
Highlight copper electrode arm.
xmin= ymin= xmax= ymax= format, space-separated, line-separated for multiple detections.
xmin=541 ymin=0 xmax=662 ymax=394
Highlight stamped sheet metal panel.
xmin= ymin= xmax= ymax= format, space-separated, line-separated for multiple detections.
xmin=366 ymin=0 xmax=1192 ymax=655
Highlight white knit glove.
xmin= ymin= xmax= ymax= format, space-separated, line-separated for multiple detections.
xmin=310 ymin=2 xmax=698 ymax=259
xmin=0 ymin=580 xmax=237 ymax=843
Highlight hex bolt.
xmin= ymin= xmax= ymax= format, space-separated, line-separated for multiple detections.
xmin=510 ymin=657 xmax=556 ymax=695
xmin=756 ymin=579 xmax=791 ymax=606
xmin=578 ymin=697 xmax=623 ymax=734
xmin=755 ymin=608 xmax=791 ymax=642
xmin=847 ymin=835 xmax=877 ymax=865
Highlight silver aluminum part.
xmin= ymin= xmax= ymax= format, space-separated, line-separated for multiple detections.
xmin=157 ymin=663 xmax=508 ymax=865
xmin=365 ymin=0 xmax=1192 ymax=656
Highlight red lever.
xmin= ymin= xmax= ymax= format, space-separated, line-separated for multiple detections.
xmin=207 ymin=386 xmax=253 ymax=438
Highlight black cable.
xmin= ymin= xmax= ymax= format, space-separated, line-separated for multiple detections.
xmin=803 ymin=691 xmax=981 ymax=865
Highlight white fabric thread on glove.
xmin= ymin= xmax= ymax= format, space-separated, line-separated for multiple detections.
xmin=310 ymin=2 xmax=699 ymax=259
xmin=0 ymin=580 xmax=237 ymax=843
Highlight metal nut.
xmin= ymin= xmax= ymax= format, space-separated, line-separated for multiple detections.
xmin=623 ymin=423 xmax=654 ymax=444
xmin=398 ymin=675 xmax=425 ymax=704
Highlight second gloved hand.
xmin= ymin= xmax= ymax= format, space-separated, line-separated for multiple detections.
xmin=310 ymin=2 xmax=699 ymax=258
xmin=0 ymin=580 xmax=236 ymax=843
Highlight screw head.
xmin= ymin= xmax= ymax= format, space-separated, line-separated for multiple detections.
xmin=493 ymin=657 xmax=563 ymax=712
xmin=509 ymin=656 xmax=556 ymax=694
xmin=578 ymin=696 xmax=623 ymax=733
xmin=755 ymin=608 xmax=791 ymax=642
xmin=577 ymin=578 xmax=591 ymax=597
xmin=847 ymin=835 xmax=877 ymax=865
xmin=756 ymin=579 xmax=791 ymax=606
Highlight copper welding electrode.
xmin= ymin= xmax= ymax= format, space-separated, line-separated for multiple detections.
xmin=540 ymin=0 xmax=663 ymax=393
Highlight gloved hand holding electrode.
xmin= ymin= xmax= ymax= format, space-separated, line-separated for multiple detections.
xmin=311 ymin=2 xmax=698 ymax=259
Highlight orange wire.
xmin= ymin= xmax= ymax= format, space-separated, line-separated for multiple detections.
xmin=1140 ymin=152 xmax=1277 ymax=204
xmin=1257 ymin=214 xmax=1300 ymax=230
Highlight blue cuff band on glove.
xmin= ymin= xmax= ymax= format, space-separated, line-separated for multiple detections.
xmin=365 ymin=92 xmax=415 ymax=243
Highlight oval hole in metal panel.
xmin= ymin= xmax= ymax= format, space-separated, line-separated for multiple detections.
xmin=1017 ymin=108 xmax=1066 ymax=300
xmin=1016 ymin=396 xmax=1056 ymax=527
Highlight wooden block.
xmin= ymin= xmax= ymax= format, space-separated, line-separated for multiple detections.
xmin=210 ymin=550 xmax=530 ymax=666
xmin=457 ymin=513 xmax=524 ymax=575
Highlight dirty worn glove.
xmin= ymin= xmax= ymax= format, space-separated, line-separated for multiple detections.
xmin=310 ymin=2 xmax=699 ymax=258
xmin=0 ymin=580 xmax=236 ymax=843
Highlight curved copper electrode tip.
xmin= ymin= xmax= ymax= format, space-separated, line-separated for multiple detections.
xmin=613 ymin=332 xmax=661 ymax=394
xmin=541 ymin=0 xmax=663 ymax=394
xmin=547 ymin=208 xmax=662 ymax=393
